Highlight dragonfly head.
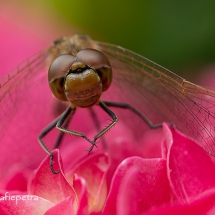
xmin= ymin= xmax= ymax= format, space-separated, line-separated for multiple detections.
xmin=48 ymin=49 xmax=112 ymax=107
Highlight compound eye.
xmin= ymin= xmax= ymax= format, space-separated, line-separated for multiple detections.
xmin=48 ymin=54 xmax=75 ymax=101
xmin=77 ymin=49 xmax=112 ymax=92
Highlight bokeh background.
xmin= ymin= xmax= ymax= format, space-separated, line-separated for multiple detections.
xmin=1 ymin=0 xmax=215 ymax=84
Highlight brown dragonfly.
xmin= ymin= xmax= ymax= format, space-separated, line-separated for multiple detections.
xmin=1 ymin=35 xmax=215 ymax=175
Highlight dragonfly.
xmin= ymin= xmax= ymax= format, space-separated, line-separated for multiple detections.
xmin=38 ymin=35 xmax=165 ymax=173
xmin=1 ymin=35 xmax=215 ymax=176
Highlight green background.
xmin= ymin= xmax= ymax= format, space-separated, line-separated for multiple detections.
xmin=3 ymin=0 xmax=215 ymax=79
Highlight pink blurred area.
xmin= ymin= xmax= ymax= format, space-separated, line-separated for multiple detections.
xmin=195 ymin=64 xmax=215 ymax=89
xmin=0 ymin=1 xmax=78 ymax=77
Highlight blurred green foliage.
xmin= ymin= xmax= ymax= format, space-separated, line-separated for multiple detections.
xmin=41 ymin=0 xmax=215 ymax=77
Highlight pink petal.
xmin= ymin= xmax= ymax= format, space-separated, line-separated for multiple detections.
xmin=103 ymin=122 xmax=146 ymax=187
xmin=104 ymin=121 xmax=165 ymax=190
xmin=61 ymin=136 xmax=103 ymax=173
xmin=44 ymin=196 xmax=75 ymax=215
xmin=67 ymin=152 xmax=110 ymax=212
xmin=73 ymin=176 xmax=89 ymax=215
xmin=163 ymin=123 xmax=215 ymax=203
xmin=103 ymin=156 xmax=172 ymax=215
xmin=137 ymin=128 xmax=164 ymax=158
xmin=146 ymin=188 xmax=215 ymax=215
xmin=0 ymin=194 xmax=54 ymax=215
xmin=0 ymin=168 xmax=31 ymax=191
xmin=29 ymin=150 xmax=77 ymax=205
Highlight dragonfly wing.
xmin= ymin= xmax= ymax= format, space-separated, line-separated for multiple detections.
xmin=0 ymin=49 xmax=54 ymax=176
xmin=97 ymin=41 xmax=215 ymax=156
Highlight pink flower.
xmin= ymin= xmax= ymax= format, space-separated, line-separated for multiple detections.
xmin=1 ymin=122 xmax=215 ymax=214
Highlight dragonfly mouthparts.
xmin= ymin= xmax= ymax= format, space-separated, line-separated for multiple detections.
xmin=65 ymin=84 xmax=102 ymax=107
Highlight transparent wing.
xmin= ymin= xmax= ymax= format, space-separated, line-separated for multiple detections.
xmin=1 ymin=37 xmax=215 ymax=179
xmin=97 ymin=41 xmax=215 ymax=156
xmin=0 ymin=49 xmax=52 ymax=177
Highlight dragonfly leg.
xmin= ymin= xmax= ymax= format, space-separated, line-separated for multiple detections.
xmin=39 ymin=106 xmax=75 ymax=174
xmin=38 ymin=115 xmax=63 ymax=174
xmin=89 ymin=101 xmax=118 ymax=150
xmin=89 ymin=108 xmax=108 ymax=150
xmin=102 ymin=100 xmax=163 ymax=129
xmin=56 ymin=106 xmax=95 ymax=144
xmin=50 ymin=154 xmax=60 ymax=174
xmin=54 ymin=111 xmax=72 ymax=148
